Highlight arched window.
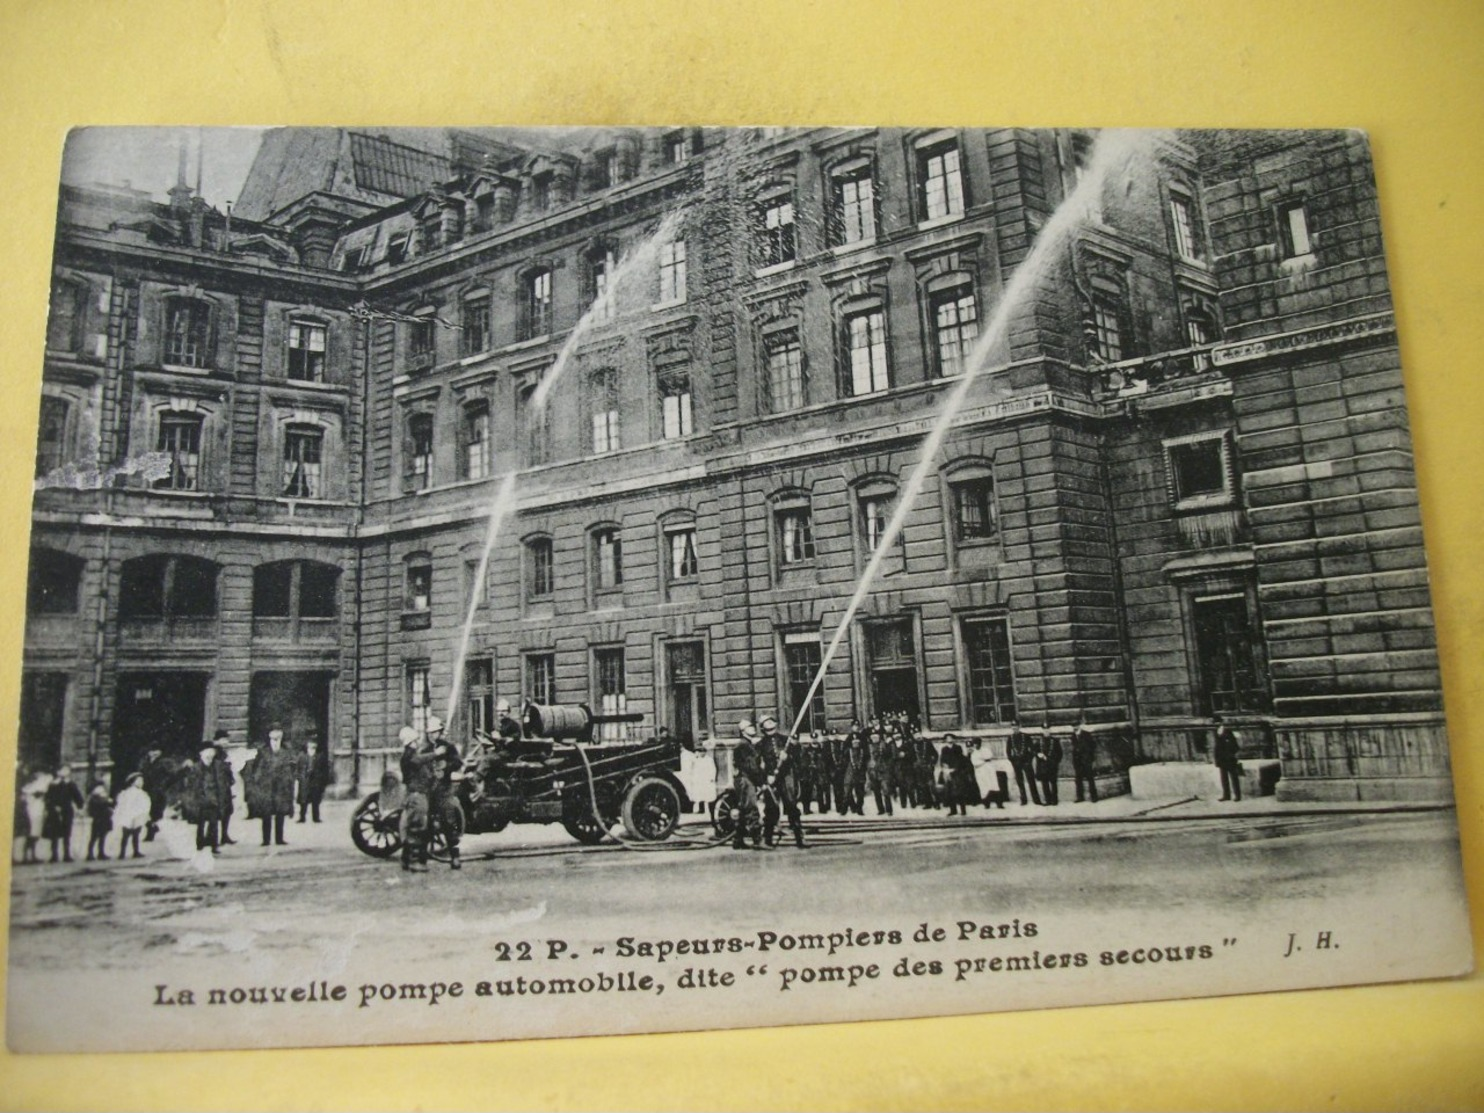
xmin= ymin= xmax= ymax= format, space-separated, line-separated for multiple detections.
xmin=944 ymin=460 xmax=998 ymax=543
xmin=119 ymin=554 xmax=219 ymax=620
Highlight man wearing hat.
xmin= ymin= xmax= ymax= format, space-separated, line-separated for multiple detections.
xmin=758 ymin=714 xmax=805 ymax=849
xmin=424 ymin=716 xmax=464 ymax=870
xmin=246 ymin=724 xmax=298 ymax=847
xmin=185 ymin=742 xmax=231 ymax=854
xmin=729 ymin=720 xmax=765 ymax=851
xmin=398 ymin=725 xmax=435 ymax=871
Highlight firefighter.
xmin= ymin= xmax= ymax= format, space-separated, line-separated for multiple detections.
xmin=398 ymin=726 xmax=436 ymax=872
xmin=867 ymin=721 xmax=895 ymax=816
xmin=759 ymin=714 xmax=805 ymax=849
xmin=844 ymin=721 xmax=870 ymax=815
xmin=425 ymin=715 xmax=463 ymax=870
xmin=730 ymin=720 xmax=765 ymax=851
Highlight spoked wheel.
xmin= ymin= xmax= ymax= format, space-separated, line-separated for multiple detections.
xmin=621 ymin=776 xmax=681 ymax=842
xmin=562 ymin=808 xmax=609 ymax=845
xmin=711 ymin=788 xmax=739 ymax=840
xmin=350 ymin=792 xmax=402 ymax=859
xmin=427 ymin=800 xmax=465 ymax=863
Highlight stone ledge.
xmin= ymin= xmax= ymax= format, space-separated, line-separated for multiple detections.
xmin=1129 ymin=760 xmax=1282 ymax=800
xmin=1275 ymin=776 xmax=1456 ymax=804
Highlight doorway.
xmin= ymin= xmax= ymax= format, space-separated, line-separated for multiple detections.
xmin=112 ymin=672 xmax=209 ymax=789
xmin=249 ymin=671 xmax=332 ymax=750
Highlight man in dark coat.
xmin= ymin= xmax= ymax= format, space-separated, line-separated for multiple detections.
xmin=1007 ymin=719 xmax=1040 ymax=806
xmin=1035 ymin=716 xmax=1062 ymax=806
xmin=186 ymin=742 xmax=232 ymax=853
xmin=844 ymin=722 xmax=870 ymax=816
xmin=139 ymin=748 xmax=173 ymax=841
xmin=867 ymin=723 xmax=895 ymax=816
xmin=246 ymin=726 xmax=297 ymax=847
xmin=1213 ymin=715 xmax=1243 ymax=802
xmin=42 ymin=764 xmax=85 ymax=863
xmin=1071 ymin=714 xmax=1099 ymax=804
xmin=296 ymin=737 xmax=332 ymax=823
xmin=494 ymin=699 xmax=523 ymax=743
xmin=211 ymin=730 xmax=238 ymax=845
xmin=398 ymin=725 xmax=437 ymax=871
xmin=729 ymin=720 xmax=765 ymax=851
xmin=759 ymin=715 xmax=805 ymax=849
xmin=424 ymin=716 xmax=463 ymax=870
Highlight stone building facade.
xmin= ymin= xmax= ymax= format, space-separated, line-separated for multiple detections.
xmin=21 ymin=127 xmax=1448 ymax=802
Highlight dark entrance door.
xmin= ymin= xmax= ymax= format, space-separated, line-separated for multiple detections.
xmin=871 ymin=669 xmax=921 ymax=722
xmin=18 ymin=671 xmax=68 ymax=772
xmin=249 ymin=672 xmax=331 ymax=749
xmin=112 ymin=672 xmax=209 ymax=790
xmin=865 ymin=618 xmax=922 ymax=723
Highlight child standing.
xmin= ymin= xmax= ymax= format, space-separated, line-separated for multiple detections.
xmin=85 ymin=781 xmax=113 ymax=861
xmin=113 ymin=772 xmax=149 ymax=860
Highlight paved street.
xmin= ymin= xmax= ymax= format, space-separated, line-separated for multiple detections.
xmin=8 ymin=799 xmax=1466 ymax=974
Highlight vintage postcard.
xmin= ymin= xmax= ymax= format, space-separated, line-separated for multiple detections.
xmin=6 ymin=125 xmax=1471 ymax=1053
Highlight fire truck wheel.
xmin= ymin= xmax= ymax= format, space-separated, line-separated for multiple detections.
xmin=562 ymin=810 xmax=608 ymax=845
xmin=621 ymin=777 xmax=681 ymax=842
xmin=350 ymin=792 xmax=402 ymax=859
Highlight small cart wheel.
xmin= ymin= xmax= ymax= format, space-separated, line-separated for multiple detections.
xmin=350 ymin=792 xmax=402 ymax=859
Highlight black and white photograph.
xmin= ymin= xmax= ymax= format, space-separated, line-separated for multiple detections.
xmin=6 ymin=124 xmax=1472 ymax=1053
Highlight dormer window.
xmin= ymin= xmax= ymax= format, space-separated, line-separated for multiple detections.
xmin=594 ymin=150 xmax=616 ymax=190
xmin=385 ymin=232 xmax=411 ymax=265
xmin=287 ymin=319 xmax=327 ymax=382
xmin=533 ymin=172 xmax=553 ymax=211
xmin=664 ymin=131 xmax=690 ymax=165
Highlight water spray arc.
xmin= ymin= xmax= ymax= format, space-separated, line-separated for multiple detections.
xmin=443 ymin=209 xmax=688 ymax=727
xmin=785 ymin=130 xmax=1157 ymax=742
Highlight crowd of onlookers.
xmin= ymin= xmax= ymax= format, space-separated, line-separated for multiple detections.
xmin=12 ymin=726 xmax=335 ymax=865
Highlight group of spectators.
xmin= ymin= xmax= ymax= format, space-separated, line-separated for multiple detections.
xmin=11 ymin=725 xmax=334 ymax=864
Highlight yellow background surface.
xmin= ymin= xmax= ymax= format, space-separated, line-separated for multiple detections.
xmin=2 ymin=1 xmax=1482 ymax=1108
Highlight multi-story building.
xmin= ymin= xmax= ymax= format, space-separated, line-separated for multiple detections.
xmin=21 ymin=126 xmax=1449 ymax=803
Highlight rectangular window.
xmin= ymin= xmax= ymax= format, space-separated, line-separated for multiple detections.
xmin=951 ymin=476 xmax=996 ymax=541
xmin=282 ymin=425 xmax=324 ymax=498
xmin=666 ymin=641 xmax=708 ymax=747
xmin=466 ymin=657 xmax=494 ymax=737
xmin=406 ymin=663 xmax=432 ymax=734
xmin=757 ymin=198 xmax=796 ymax=268
xmin=1170 ymin=194 xmax=1199 ymax=260
xmin=462 ymin=298 xmax=490 ymax=356
xmin=1168 ymin=435 xmax=1231 ymax=506
xmin=526 ymin=269 xmax=552 ymax=339
xmin=845 ymin=309 xmax=890 ymax=396
xmin=832 ymin=168 xmax=875 ymax=245
xmin=764 ymin=330 xmax=806 ymax=412
xmin=252 ymin=563 xmax=294 ymax=618
xmin=591 ymin=370 xmax=621 ymax=454
xmin=866 ymin=618 xmax=921 ymax=721
xmin=660 ymin=373 xmax=693 ymax=439
xmin=165 ymin=300 xmax=211 ymax=368
xmin=420 ymin=212 xmax=442 ymax=252
xmin=931 ymin=285 xmax=979 ymax=377
xmin=464 ymin=558 xmax=486 ymax=611
xmin=154 ymin=412 xmax=202 ymax=491
xmin=1192 ymin=593 xmax=1265 ymax=714
xmin=528 ymin=538 xmax=554 ymax=598
xmin=1093 ymin=297 xmax=1124 ymax=362
xmin=532 ymin=174 xmax=552 ymax=211
xmin=777 ymin=507 xmax=816 ymax=565
xmin=918 ymin=140 xmax=965 ymax=221
xmin=299 ymin=563 xmax=338 ymax=619
xmin=594 ymin=150 xmax=615 ymax=190
xmin=287 ymin=320 xmax=327 ymax=381
xmin=473 ymin=194 xmax=495 ymax=234
xmin=962 ymin=615 xmax=1016 ymax=725
xmin=47 ymin=281 xmax=83 ymax=353
xmin=664 ymin=132 xmax=689 ymax=165
xmin=526 ymin=652 xmax=556 ymax=707
xmin=667 ymin=527 xmax=698 ymax=581
xmin=783 ymin=635 xmax=826 ymax=734
xmin=409 ymin=317 xmax=434 ymax=365
xmin=461 ymin=402 xmax=490 ymax=480
xmin=385 ymin=232 xmax=411 ymax=265
xmin=1278 ymin=201 xmax=1312 ymax=258
xmin=658 ymin=240 xmax=687 ymax=303
xmin=594 ymin=646 xmax=628 ymax=741
xmin=589 ymin=251 xmax=614 ymax=322
xmin=407 ymin=412 xmax=433 ymax=491
xmin=406 ymin=561 xmax=432 ymax=612
xmin=518 ymin=385 xmax=548 ymax=467
xmin=36 ymin=396 xmax=68 ymax=478
xmin=593 ymin=528 xmax=623 ymax=592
